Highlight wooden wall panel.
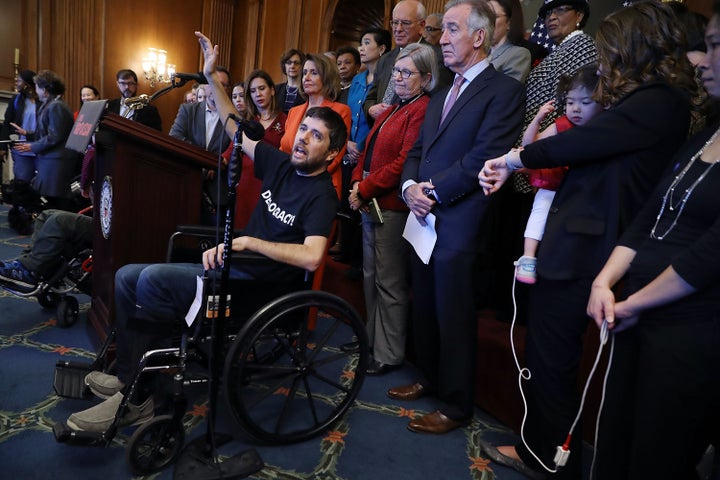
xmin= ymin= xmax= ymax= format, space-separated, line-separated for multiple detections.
xmin=0 ymin=0 xmax=23 ymax=91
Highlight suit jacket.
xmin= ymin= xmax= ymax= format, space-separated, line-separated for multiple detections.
xmin=489 ymin=41 xmax=531 ymax=83
xmin=276 ymin=82 xmax=306 ymax=114
xmin=520 ymin=82 xmax=691 ymax=280
xmin=1 ymin=93 xmax=35 ymax=151
xmin=169 ymin=101 xmax=232 ymax=207
xmin=106 ymin=98 xmax=162 ymax=131
xmin=352 ymin=94 xmax=429 ymax=211
xmin=28 ymin=97 xmax=78 ymax=197
xmin=168 ymin=101 xmax=230 ymax=155
xmin=401 ymin=64 xmax=525 ymax=253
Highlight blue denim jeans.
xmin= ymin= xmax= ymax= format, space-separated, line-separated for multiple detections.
xmin=114 ymin=262 xmax=253 ymax=384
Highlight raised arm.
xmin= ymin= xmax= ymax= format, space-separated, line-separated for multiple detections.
xmin=522 ymin=100 xmax=556 ymax=146
xmin=195 ymin=31 xmax=260 ymax=161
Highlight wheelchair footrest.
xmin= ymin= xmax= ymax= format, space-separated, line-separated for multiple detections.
xmin=54 ymin=360 xmax=93 ymax=399
xmin=53 ymin=421 xmax=109 ymax=447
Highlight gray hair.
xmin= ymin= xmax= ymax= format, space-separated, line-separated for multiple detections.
xmin=396 ymin=43 xmax=438 ymax=92
xmin=444 ymin=0 xmax=495 ymax=54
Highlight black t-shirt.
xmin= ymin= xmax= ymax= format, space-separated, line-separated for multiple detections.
xmin=238 ymin=142 xmax=338 ymax=281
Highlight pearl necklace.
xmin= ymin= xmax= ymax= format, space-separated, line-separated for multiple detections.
xmin=650 ymin=128 xmax=720 ymax=240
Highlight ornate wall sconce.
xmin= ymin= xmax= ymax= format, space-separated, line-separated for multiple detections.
xmin=141 ymin=48 xmax=175 ymax=87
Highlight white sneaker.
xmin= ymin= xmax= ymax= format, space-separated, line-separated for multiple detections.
xmin=515 ymin=256 xmax=537 ymax=284
xmin=66 ymin=392 xmax=153 ymax=432
xmin=85 ymin=371 xmax=125 ymax=399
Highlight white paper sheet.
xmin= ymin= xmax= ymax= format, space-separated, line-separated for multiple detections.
xmin=403 ymin=212 xmax=437 ymax=264
xmin=185 ymin=275 xmax=204 ymax=327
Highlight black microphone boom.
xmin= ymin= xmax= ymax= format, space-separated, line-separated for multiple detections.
xmin=173 ymin=72 xmax=208 ymax=84
xmin=227 ymin=114 xmax=265 ymax=141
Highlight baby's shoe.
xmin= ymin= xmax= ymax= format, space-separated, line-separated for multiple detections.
xmin=514 ymin=256 xmax=537 ymax=284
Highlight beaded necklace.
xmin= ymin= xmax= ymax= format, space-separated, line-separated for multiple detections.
xmin=650 ymin=128 xmax=720 ymax=240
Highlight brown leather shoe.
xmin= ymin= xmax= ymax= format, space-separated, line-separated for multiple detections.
xmin=407 ymin=410 xmax=471 ymax=434
xmin=387 ymin=382 xmax=426 ymax=401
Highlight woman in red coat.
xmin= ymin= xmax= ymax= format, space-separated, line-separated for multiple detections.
xmin=347 ymin=43 xmax=436 ymax=375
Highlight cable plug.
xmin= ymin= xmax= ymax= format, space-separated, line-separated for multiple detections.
xmin=554 ymin=445 xmax=570 ymax=467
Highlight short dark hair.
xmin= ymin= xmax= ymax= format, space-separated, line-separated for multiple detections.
xmin=79 ymin=84 xmax=100 ymax=102
xmin=116 ymin=69 xmax=138 ymax=82
xmin=280 ymin=48 xmax=305 ymax=75
xmin=216 ymin=66 xmax=231 ymax=84
xmin=361 ymin=27 xmax=392 ymax=55
xmin=304 ymin=106 xmax=347 ymax=153
xmin=556 ymin=64 xmax=599 ymax=106
xmin=34 ymin=70 xmax=66 ymax=96
xmin=336 ymin=46 xmax=361 ymax=66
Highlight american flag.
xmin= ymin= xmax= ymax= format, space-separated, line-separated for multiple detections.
xmin=528 ymin=17 xmax=555 ymax=53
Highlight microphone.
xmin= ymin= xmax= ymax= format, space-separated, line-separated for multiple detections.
xmin=227 ymin=114 xmax=265 ymax=141
xmin=172 ymin=72 xmax=208 ymax=84
xmin=122 ymin=94 xmax=150 ymax=107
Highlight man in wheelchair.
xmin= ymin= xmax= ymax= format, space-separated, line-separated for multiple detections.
xmin=65 ymin=44 xmax=347 ymax=432
xmin=0 ymin=209 xmax=93 ymax=292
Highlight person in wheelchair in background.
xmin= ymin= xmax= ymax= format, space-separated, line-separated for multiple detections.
xmin=65 ymin=32 xmax=347 ymax=433
xmin=0 ymin=209 xmax=92 ymax=292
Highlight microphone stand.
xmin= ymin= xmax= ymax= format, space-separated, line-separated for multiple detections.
xmin=174 ymin=124 xmax=264 ymax=479
xmin=121 ymin=77 xmax=190 ymax=117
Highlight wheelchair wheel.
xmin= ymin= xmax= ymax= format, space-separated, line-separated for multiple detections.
xmin=56 ymin=296 xmax=79 ymax=327
xmin=37 ymin=290 xmax=61 ymax=309
xmin=224 ymin=290 xmax=368 ymax=444
xmin=126 ymin=415 xmax=185 ymax=476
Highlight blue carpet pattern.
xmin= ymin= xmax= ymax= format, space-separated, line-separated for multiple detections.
xmin=0 ymin=203 xmax=539 ymax=480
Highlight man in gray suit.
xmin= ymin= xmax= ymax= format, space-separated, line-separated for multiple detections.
xmin=169 ymin=67 xmax=232 ymax=224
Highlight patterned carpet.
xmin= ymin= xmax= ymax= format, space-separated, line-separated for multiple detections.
xmin=0 ymin=203 xmax=539 ymax=480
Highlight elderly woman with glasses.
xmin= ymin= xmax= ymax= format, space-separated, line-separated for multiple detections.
xmin=348 ymin=43 xmax=436 ymax=375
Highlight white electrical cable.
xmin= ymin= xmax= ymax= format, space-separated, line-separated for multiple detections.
xmin=509 ymin=264 xmax=612 ymax=474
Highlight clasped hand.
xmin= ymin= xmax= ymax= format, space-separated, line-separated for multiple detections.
xmin=478 ymin=154 xmax=513 ymax=195
xmin=404 ymin=182 xmax=435 ymax=226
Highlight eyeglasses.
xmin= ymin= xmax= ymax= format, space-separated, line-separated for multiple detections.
xmin=117 ymin=80 xmax=137 ymax=87
xmin=285 ymin=60 xmax=302 ymax=66
xmin=544 ymin=5 xmax=575 ymax=20
xmin=391 ymin=19 xmax=419 ymax=29
xmin=424 ymin=26 xmax=442 ymax=33
xmin=392 ymin=67 xmax=421 ymax=79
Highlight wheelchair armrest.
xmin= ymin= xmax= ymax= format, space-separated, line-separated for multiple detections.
xmin=229 ymin=250 xmax=272 ymax=264
xmin=175 ymin=225 xmax=244 ymax=237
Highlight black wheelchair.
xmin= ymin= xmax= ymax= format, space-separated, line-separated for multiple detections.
xmin=52 ymin=226 xmax=369 ymax=477
xmin=1 ymin=247 xmax=92 ymax=327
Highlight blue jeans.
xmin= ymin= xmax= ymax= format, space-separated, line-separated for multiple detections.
xmin=114 ymin=262 xmax=253 ymax=384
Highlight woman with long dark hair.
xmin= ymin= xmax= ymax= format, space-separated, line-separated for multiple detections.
xmin=478 ymin=3 xmax=699 ymax=478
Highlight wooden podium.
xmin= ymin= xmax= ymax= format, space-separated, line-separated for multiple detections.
xmin=88 ymin=112 xmax=216 ymax=340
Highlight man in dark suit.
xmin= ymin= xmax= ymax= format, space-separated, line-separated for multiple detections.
xmin=390 ymin=0 xmax=524 ymax=434
xmin=106 ymin=69 xmax=162 ymax=131
xmin=169 ymin=67 xmax=232 ymax=224
xmin=363 ymin=0 xmax=452 ymax=123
